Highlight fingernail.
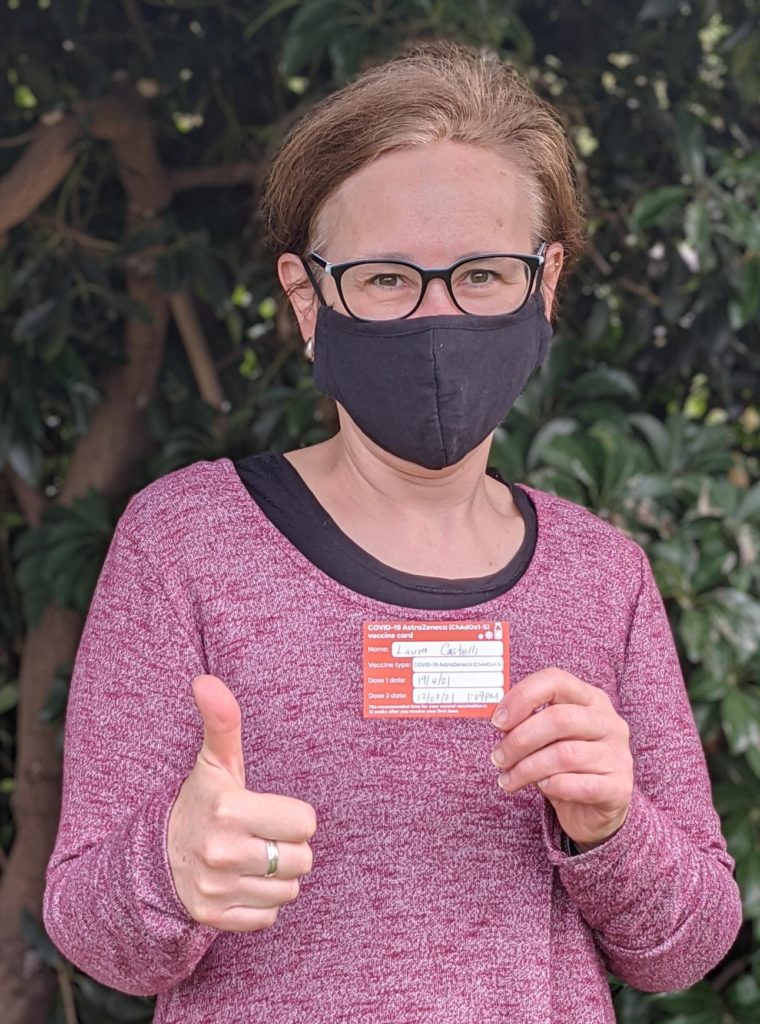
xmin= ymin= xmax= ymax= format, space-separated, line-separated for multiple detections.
xmin=492 ymin=708 xmax=509 ymax=728
xmin=491 ymin=747 xmax=506 ymax=768
xmin=497 ymin=772 xmax=511 ymax=790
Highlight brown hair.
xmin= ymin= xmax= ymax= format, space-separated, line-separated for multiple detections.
xmin=262 ymin=40 xmax=585 ymax=271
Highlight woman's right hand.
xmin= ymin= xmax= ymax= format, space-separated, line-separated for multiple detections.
xmin=167 ymin=674 xmax=317 ymax=932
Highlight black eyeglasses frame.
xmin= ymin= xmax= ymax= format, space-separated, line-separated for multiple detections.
xmin=302 ymin=244 xmax=548 ymax=321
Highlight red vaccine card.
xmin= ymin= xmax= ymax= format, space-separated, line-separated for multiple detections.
xmin=362 ymin=620 xmax=509 ymax=719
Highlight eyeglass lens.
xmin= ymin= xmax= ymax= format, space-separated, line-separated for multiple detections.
xmin=339 ymin=256 xmax=532 ymax=320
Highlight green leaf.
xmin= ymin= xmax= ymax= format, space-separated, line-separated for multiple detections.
xmin=489 ymin=426 xmax=529 ymax=482
xmin=630 ymin=187 xmax=689 ymax=230
xmin=626 ymin=472 xmax=676 ymax=502
xmin=692 ymin=477 xmax=742 ymax=520
xmin=690 ymin=530 xmax=737 ymax=594
xmin=19 ymin=909 xmax=61 ymax=968
xmin=721 ymin=688 xmax=760 ymax=755
xmin=707 ymin=590 xmax=760 ymax=661
xmin=562 ymin=368 xmax=640 ymax=404
xmin=589 ymin=420 xmax=633 ymax=503
xmin=723 ymin=810 xmax=757 ymax=860
xmin=188 ymin=246 xmax=230 ymax=311
xmin=736 ymin=850 xmax=760 ymax=918
xmin=638 ymin=0 xmax=680 ymax=19
xmin=537 ymin=434 xmax=603 ymax=499
xmin=243 ymin=0 xmax=302 ymax=40
xmin=11 ymin=495 xmax=115 ymax=627
xmin=725 ymin=972 xmax=760 ymax=1021
xmin=525 ymin=418 xmax=578 ymax=471
xmin=684 ymin=198 xmax=713 ymax=268
xmin=651 ymin=982 xmax=723 ymax=1023
xmin=736 ymin=482 xmax=760 ymax=523
xmin=74 ymin=974 xmax=154 ymax=1021
xmin=687 ymin=665 xmax=728 ymax=703
xmin=0 ymin=681 xmax=19 ymax=714
xmin=13 ymin=299 xmax=59 ymax=342
xmin=679 ymin=608 xmax=710 ymax=662
xmin=698 ymin=639 xmax=739 ymax=695
xmin=628 ymin=414 xmax=672 ymax=472
xmin=675 ymin=107 xmax=707 ymax=183
xmin=652 ymin=535 xmax=699 ymax=581
xmin=527 ymin=466 xmax=588 ymax=504
xmin=744 ymin=743 xmax=760 ymax=780
xmin=6 ymin=439 xmax=42 ymax=488
xmin=41 ymin=297 xmax=72 ymax=362
xmin=612 ymin=984 xmax=656 ymax=1024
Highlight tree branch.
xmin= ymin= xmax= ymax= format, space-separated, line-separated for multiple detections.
xmin=0 ymin=93 xmax=151 ymax=235
xmin=84 ymin=90 xmax=174 ymax=214
xmin=121 ymin=0 xmax=155 ymax=61
xmin=618 ymin=277 xmax=663 ymax=307
xmin=0 ymin=78 xmax=260 ymax=1024
xmin=3 ymin=464 xmax=46 ymax=528
xmin=0 ymin=97 xmax=259 ymax=239
xmin=30 ymin=214 xmax=117 ymax=255
xmin=56 ymin=90 xmax=175 ymax=502
xmin=170 ymin=161 xmax=260 ymax=191
xmin=168 ymin=290 xmax=227 ymax=411
xmin=55 ymin=964 xmax=78 ymax=1024
xmin=0 ymin=130 xmax=37 ymax=150
xmin=0 ymin=116 xmax=81 ymax=234
xmin=587 ymin=239 xmax=613 ymax=276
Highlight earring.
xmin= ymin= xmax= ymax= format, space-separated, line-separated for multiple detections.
xmin=304 ymin=337 xmax=315 ymax=362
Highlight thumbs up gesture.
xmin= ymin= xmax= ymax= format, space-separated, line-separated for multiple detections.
xmin=167 ymin=675 xmax=317 ymax=932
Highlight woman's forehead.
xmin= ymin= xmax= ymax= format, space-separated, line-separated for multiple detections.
xmin=316 ymin=140 xmax=537 ymax=261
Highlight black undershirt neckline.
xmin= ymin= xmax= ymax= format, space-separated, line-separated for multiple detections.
xmin=233 ymin=452 xmax=537 ymax=610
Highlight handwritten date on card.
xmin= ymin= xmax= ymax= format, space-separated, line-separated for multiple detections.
xmin=362 ymin=621 xmax=509 ymax=719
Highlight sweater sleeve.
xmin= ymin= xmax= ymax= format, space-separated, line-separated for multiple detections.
xmin=541 ymin=546 xmax=743 ymax=992
xmin=43 ymin=502 xmax=219 ymax=995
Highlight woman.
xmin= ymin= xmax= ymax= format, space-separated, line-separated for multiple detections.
xmin=44 ymin=42 xmax=742 ymax=1023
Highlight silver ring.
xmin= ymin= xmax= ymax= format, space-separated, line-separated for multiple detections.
xmin=264 ymin=839 xmax=279 ymax=878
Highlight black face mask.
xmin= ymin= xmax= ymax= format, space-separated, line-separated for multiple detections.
xmin=312 ymin=292 xmax=553 ymax=470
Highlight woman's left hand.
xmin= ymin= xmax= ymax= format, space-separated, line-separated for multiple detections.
xmin=490 ymin=667 xmax=633 ymax=850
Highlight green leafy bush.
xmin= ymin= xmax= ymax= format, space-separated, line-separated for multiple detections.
xmin=1 ymin=1 xmax=757 ymax=1022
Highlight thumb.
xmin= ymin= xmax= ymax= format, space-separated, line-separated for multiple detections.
xmin=191 ymin=674 xmax=246 ymax=787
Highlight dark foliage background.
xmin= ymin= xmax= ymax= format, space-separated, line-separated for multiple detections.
xmin=0 ymin=1 xmax=758 ymax=1022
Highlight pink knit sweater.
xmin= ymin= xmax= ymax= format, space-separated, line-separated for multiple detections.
xmin=43 ymin=457 xmax=742 ymax=1023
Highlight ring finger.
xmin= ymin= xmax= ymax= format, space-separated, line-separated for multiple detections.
xmin=232 ymin=837 xmax=312 ymax=880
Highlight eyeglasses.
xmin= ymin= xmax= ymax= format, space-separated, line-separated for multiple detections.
xmin=303 ymin=244 xmax=547 ymax=321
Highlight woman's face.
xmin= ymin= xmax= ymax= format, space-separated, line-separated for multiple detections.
xmin=279 ymin=138 xmax=564 ymax=337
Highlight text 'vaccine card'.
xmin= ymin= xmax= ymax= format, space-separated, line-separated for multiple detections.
xmin=362 ymin=621 xmax=509 ymax=719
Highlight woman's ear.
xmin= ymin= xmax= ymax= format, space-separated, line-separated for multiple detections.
xmin=277 ymin=253 xmax=319 ymax=343
xmin=540 ymin=242 xmax=564 ymax=320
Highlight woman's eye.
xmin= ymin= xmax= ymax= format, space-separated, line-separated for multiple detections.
xmin=458 ymin=268 xmax=499 ymax=287
xmin=457 ymin=265 xmax=522 ymax=288
xmin=467 ymin=270 xmax=494 ymax=285
xmin=372 ymin=274 xmax=401 ymax=288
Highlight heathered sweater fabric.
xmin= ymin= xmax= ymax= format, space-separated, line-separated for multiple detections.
xmin=43 ymin=456 xmax=743 ymax=1024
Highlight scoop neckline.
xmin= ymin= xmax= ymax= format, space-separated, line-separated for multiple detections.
xmin=230 ymin=452 xmax=539 ymax=611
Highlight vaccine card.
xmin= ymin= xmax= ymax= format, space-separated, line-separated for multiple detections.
xmin=362 ymin=620 xmax=509 ymax=719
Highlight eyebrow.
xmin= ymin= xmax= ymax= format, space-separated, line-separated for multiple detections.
xmin=345 ymin=250 xmax=521 ymax=264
